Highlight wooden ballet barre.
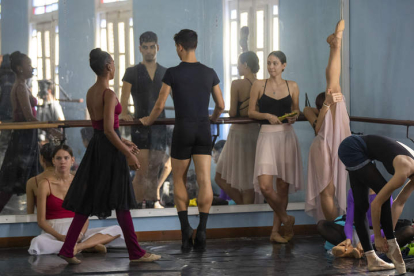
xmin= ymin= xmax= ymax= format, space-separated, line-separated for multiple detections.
xmin=1 ymin=115 xmax=413 ymax=130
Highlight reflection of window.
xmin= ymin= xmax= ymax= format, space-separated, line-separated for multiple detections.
xmin=97 ymin=12 xmax=134 ymax=100
xmin=97 ymin=0 xmax=134 ymax=115
xmin=32 ymin=0 xmax=58 ymax=15
xmin=29 ymin=1 xmax=59 ymax=102
xmin=224 ymin=0 xmax=279 ymax=106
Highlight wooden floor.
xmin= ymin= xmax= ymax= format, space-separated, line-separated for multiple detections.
xmin=1 ymin=235 xmax=414 ymax=275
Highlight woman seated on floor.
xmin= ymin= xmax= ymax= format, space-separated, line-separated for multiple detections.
xmin=318 ymin=189 xmax=414 ymax=259
xmin=28 ymin=144 xmax=125 ymax=255
xmin=26 ymin=143 xmax=56 ymax=214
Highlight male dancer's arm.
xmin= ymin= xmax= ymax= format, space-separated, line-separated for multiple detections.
xmin=120 ymin=82 xmax=133 ymax=121
xmin=210 ymin=84 xmax=225 ymax=122
xmin=140 ymin=83 xmax=171 ymax=126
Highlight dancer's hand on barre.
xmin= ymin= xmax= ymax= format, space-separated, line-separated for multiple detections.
xmin=266 ymin=114 xmax=281 ymax=125
xmin=127 ymin=154 xmax=140 ymax=171
xmin=140 ymin=116 xmax=152 ymax=126
xmin=120 ymin=113 xmax=134 ymax=121
xmin=374 ymin=236 xmax=389 ymax=253
xmin=123 ymin=139 xmax=140 ymax=155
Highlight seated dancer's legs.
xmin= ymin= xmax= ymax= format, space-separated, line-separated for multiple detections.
xmin=59 ymin=213 xmax=89 ymax=262
xmin=317 ymin=220 xmax=346 ymax=246
xmin=259 ymin=176 xmax=295 ymax=239
xmin=193 ymin=154 xmax=213 ymax=249
xmin=172 ymin=158 xmax=193 ymax=249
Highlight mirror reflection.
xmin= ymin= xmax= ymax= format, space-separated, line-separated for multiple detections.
xmin=0 ymin=0 xmax=343 ymax=218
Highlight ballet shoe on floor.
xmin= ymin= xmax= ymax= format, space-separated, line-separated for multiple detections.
xmin=283 ymin=233 xmax=294 ymax=242
xmin=130 ymin=253 xmax=161 ymax=263
xmin=181 ymin=226 xmax=194 ymax=250
xmin=194 ymin=230 xmax=207 ymax=250
xmin=58 ymin=254 xmax=82 ymax=265
xmin=367 ymin=255 xmax=395 ymax=272
xmin=83 ymin=244 xmax=107 ymax=254
xmin=386 ymin=239 xmax=406 ymax=274
xmin=283 ymin=216 xmax=295 ymax=240
xmin=270 ymin=232 xmax=288 ymax=244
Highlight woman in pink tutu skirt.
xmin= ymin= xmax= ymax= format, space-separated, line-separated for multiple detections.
xmin=304 ymin=19 xmax=351 ymax=222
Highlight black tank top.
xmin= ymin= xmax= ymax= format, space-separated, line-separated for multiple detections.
xmin=258 ymin=80 xmax=292 ymax=124
xmin=236 ymin=78 xmax=253 ymax=117
xmin=361 ymin=135 xmax=414 ymax=175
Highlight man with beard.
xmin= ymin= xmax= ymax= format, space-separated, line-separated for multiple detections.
xmin=120 ymin=31 xmax=171 ymax=209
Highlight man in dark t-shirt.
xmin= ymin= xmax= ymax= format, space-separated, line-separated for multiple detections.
xmin=120 ymin=32 xmax=171 ymax=209
xmin=140 ymin=29 xmax=225 ymax=250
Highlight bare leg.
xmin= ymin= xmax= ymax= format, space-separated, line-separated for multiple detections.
xmin=132 ymin=149 xmax=150 ymax=202
xmin=215 ymin=173 xmax=243 ymax=204
xmin=155 ymin=156 xmax=172 ymax=208
xmin=320 ymin=180 xmax=338 ymax=221
xmin=241 ymin=189 xmax=255 ymax=205
xmin=172 ymin=158 xmax=191 ymax=211
xmin=193 ymin=155 xmax=213 ymax=213
xmin=259 ymin=175 xmax=295 ymax=239
xmin=326 ymin=19 xmax=344 ymax=91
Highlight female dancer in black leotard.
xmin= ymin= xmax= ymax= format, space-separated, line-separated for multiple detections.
xmin=58 ymin=48 xmax=160 ymax=264
xmin=339 ymin=134 xmax=414 ymax=273
xmin=215 ymin=51 xmax=260 ymax=205
xmin=248 ymin=51 xmax=303 ymax=243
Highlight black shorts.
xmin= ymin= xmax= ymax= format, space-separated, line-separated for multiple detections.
xmin=131 ymin=125 xmax=167 ymax=151
xmin=171 ymin=118 xmax=212 ymax=160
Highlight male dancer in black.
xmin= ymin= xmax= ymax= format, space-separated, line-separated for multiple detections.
xmin=120 ymin=31 xmax=171 ymax=208
xmin=141 ymin=29 xmax=225 ymax=250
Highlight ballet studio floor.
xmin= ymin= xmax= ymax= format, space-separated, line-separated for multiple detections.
xmin=1 ymin=235 xmax=414 ymax=276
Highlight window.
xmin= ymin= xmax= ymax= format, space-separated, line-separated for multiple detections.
xmin=29 ymin=1 xmax=59 ymax=102
xmin=224 ymin=0 xmax=279 ymax=107
xmin=32 ymin=0 xmax=58 ymax=15
xmin=97 ymin=11 xmax=134 ymax=100
xmin=97 ymin=0 xmax=134 ymax=115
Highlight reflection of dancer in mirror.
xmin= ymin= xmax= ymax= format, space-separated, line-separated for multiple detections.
xmin=248 ymin=50 xmax=302 ymax=243
xmin=304 ymin=19 xmax=351 ymax=222
xmin=26 ymin=143 xmax=56 ymax=214
xmin=29 ymin=145 xmax=124 ymax=255
xmin=215 ymin=51 xmax=260 ymax=204
xmin=141 ymin=29 xmax=225 ymax=250
xmin=58 ymin=48 xmax=160 ymax=264
xmin=0 ymin=51 xmax=41 ymax=213
xmin=239 ymin=26 xmax=249 ymax=53
xmin=338 ymin=135 xmax=414 ymax=273
xmin=120 ymin=32 xmax=171 ymax=209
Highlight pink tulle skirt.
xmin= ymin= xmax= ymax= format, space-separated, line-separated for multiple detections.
xmin=253 ymin=124 xmax=303 ymax=194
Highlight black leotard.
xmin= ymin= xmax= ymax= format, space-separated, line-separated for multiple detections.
xmin=361 ymin=135 xmax=414 ymax=175
xmin=236 ymin=78 xmax=253 ymax=117
xmin=258 ymin=80 xmax=292 ymax=124
xmin=162 ymin=62 xmax=220 ymax=160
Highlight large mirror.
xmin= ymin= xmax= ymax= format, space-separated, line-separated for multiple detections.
xmin=0 ymin=0 xmax=342 ymax=216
